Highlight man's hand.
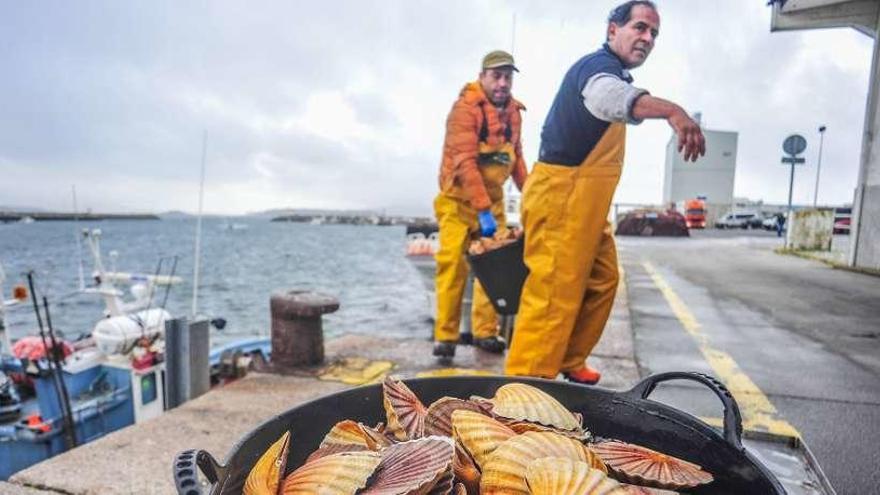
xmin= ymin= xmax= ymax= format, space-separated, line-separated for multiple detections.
xmin=668 ymin=108 xmax=705 ymax=162
xmin=477 ymin=210 xmax=497 ymax=237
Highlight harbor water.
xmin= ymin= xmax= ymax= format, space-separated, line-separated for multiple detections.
xmin=0 ymin=219 xmax=433 ymax=345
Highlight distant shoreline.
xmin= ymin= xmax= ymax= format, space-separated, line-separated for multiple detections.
xmin=0 ymin=212 xmax=160 ymax=222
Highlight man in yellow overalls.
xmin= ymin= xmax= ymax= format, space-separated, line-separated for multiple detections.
xmin=433 ymin=50 xmax=528 ymax=360
xmin=505 ymin=1 xmax=705 ymax=383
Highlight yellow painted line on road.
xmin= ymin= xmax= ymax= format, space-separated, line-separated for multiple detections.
xmin=641 ymin=261 xmax=800 ymax=438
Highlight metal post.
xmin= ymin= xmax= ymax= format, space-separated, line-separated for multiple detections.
xmin=189 ymin=319 xmax=210 ymax=400
xmin=813 ymin=126 xmax=826 ymax=207
xmin=786 ymin=161 xmax=796 ymax=247
xmin=165 ymin=317 xmax=190 ymax=409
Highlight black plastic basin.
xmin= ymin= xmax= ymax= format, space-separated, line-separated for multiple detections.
xmin=173 ymin=372 xmax=785 ymax=494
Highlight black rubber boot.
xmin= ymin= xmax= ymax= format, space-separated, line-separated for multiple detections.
xmin=472 ymin=336 xmax=506 ymax=354
xmin=432 ymin=341 xmax=456 ymax=361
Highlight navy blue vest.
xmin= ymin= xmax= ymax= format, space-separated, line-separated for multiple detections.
xmin=539 ymin=44 xmax=633 ymax=166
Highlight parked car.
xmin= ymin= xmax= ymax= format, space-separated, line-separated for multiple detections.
xmin=762 ymin=215 xmax=780 ymax=230
xmin=833 ymin=217 xmax=851 ymax=235
xmin=715 ymin=212 xmax=762 ymax=229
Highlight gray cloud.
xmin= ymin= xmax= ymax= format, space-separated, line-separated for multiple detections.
xmin=0 ymin=1 xmax=873 ymax=214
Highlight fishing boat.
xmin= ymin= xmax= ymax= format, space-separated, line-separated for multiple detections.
xmin=0 ymin=228 xmax=271 ymax=480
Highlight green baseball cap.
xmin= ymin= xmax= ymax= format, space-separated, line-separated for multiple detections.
xmin=482 ymin=50 xmax=519 ymax=72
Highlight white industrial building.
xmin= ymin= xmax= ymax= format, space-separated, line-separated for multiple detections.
xmin=771 ymin=0 xmax=880 ymax=271
xmin=663 ymin=122 xmax=738 ymax=224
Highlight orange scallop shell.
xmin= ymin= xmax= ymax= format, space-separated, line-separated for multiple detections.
xmin=620 ymin=484 xmax=680 ymax=494
xmin=305 ymin=443 xmax=369 ymax=464
xmin=244 ymin=431 xmax=290 ymax=495
xmin=451 ymin=409 xmax=517 ymax=469
xmin=503 ymin=419 xmax=591 ymax=442
xmin=424 ymin=396 xmax=493 ymax=437
xmin=452 ymin=482 xmax=467 ymax=495
xmin=479 ymin=431 xmax=607 ymax=495
xmin=452 ymin=441 xmax=481 ymax=495
xmin=281 ymin=451 xmax=381 ymax=495
xmin=319 ymin=420 xmax=390 ymax=450
xmin=489 ymin=383 xmax=581 ymax=431
xmin=383 ymin=376 xmax=428 ymax=441
xmin=592 ymin=440 xmax=713 ymax=490
xmin=525 ymin=457 xmax=627 ymax=495
xmin=360 ymin=436 xmax=454 ymax=495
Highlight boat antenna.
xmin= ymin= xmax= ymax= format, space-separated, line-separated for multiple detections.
xmin=160 ymin=256 xmax=179 ymax=311
xmin=72 ymin=185 xmax=85 ymax=291
xmin=192 ymin=131 xmax=207 ymax=318
xmin=42 ymin=295 xmax=77 ymax=449
xmin=25 ymin=271 xmax=76 ymax=450
xmin=511 ymin=12 xmax=517 ymax=55
xmin=0 ymin=263 xmax=11 ymax=354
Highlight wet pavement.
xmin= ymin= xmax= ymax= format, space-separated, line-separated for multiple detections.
xmin=6 ymin=228 xmax=877 ymax=493
xmin=618 ymin=229 xmax=880 ymax=494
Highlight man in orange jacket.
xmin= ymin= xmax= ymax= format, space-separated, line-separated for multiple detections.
xmin=433 ymin=50 xmax=528 ymax=360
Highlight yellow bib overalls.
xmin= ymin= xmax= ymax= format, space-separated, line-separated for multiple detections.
xmin=505 ymin=123 xmax=625 ymax=377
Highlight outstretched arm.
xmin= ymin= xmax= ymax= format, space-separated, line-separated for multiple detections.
xmin=631 ymin=95 xmax=705 ymax=162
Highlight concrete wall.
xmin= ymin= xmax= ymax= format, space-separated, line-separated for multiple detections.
xmin=664 ymin=129 xmax=737 ymax=206
xmin=789 ymin=209 xmax=834 ymax=251
xmin=852 ymin=185 xmax=880 ymax=269
xmin=850 ymin=23 xmax=880 ymax=271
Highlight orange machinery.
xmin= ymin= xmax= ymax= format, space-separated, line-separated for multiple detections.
xmin=684 ymin=198 xmax=707 ymax=229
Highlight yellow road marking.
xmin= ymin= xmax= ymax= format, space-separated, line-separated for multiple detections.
xmin=641 ymin=261 xmax=800 ymax=438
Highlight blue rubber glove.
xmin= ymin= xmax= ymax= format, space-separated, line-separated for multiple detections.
xmin=477 ymin=210 xmax=497 ymax=238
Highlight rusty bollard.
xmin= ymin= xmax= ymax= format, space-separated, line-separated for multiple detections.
xmin=270 ymin=290 xmax=339 ymax=369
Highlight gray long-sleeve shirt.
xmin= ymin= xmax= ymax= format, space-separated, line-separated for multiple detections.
xmin=582 ymin=72 xmax=649 ymax=125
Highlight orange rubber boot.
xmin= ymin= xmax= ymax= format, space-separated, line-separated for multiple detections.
xmin=563 ymin=365 xmax=601 ymax=385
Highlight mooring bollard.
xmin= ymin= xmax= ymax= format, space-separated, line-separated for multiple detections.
xmin=270 ymin=290 xmax=339 ymax=369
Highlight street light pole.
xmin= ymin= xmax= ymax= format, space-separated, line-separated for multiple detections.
xmin=813 ymin=125 xmax=826 ymax=207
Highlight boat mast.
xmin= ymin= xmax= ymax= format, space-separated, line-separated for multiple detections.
xmin=72 ymin=185 xmax=85 ymax=291
xmin=0 ymin=263 xmax=12 ymax=354
xmin=192 ymin=131 xmax=207 ymax=318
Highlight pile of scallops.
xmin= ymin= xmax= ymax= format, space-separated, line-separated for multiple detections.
xmin=244 ymin=377 xmax=714 ymax=494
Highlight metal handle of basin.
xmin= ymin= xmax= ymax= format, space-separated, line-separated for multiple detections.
xmin=625 ymin=371 xmax=744 ymax=450
xmin=173 ymin=449 xmax=225 ymax=495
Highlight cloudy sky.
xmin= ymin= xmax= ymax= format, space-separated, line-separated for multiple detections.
xmin=0 ymin=1 xmax=873 ymax=216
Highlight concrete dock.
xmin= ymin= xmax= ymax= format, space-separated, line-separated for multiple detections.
xmin=3 ymin=285 xmax=639 ymax=494
xmin=6 ymin=230 xmax=877 ymax=494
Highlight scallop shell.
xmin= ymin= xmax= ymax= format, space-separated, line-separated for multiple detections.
xmin=383 ymin=376 xmax=428 ymax=441
xmin=426 ymin=466 xmax=454 ymax=495
xmin=451 ymin=409 xmax=516 ymax=469
xmin=525 ymin=457 xmax=627 ymax=495
xmin=320 ymin=420 xmax=390 ymax=450
xmin=244 ymin=431 xmax=290 ymax=495
xmin=305 ymin=443 xmax=369 ymax=464
xmin=281 ymin=451 xmax=381 ymax=495
xmin=621 ymin=485 xmax=680 ymax=494
xmin=452 ymin=483 xmax=467 ymax=495
xmin=489 ymin=383 xmax=581 ymax=431
xmin=479 ymin=431 xmax=607 ymax=495
xmin=360 ymin=436 xmax=454 ymax=495
xmin=592 ymin=440 xmax=713 ymax=490
xmin=425 ymin=397 xmax=492 ymax=437
xmin=452 ymin=441 xmax=481 ymax=495
xmin=504 ymin=419 xmax=591 ymax=442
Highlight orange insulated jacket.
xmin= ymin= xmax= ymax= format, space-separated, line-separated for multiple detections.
xmin=439 ymin=81 xmax=527 ymax=211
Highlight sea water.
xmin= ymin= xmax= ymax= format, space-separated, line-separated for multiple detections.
xmin=0 ymin=218 xmax=433 ymax=345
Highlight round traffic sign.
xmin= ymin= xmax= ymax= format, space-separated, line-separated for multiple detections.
xmin=783 ymin=134 xmax=807 ymax=155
